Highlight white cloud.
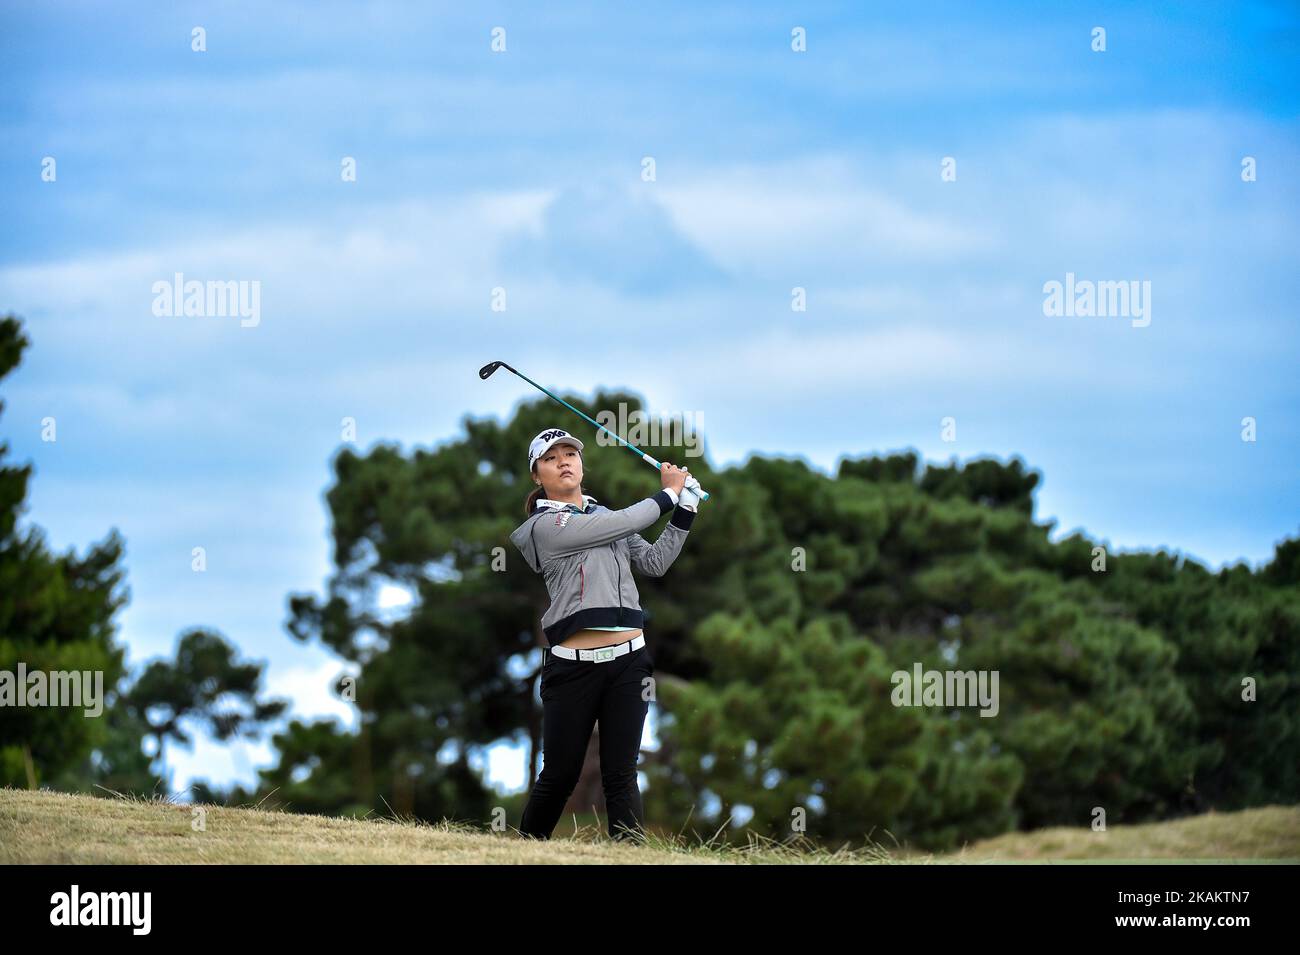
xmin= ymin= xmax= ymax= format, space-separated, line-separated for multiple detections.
xmin=266 ymin=657 xmax=359 ymax=726
xmin=0 ymin=191 xmax=552 ymax=351
xmin=656 ymin=153 xmax=998 ymax=276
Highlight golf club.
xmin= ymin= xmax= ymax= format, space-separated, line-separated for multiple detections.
xmin=479 ymin=360 xmax=711 ymax=502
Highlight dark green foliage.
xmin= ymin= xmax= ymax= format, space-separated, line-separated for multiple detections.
xmin=2 ymin=315 xmax=287 ymax=799
xmin=0 ymin=315 xmax=130 ymax=789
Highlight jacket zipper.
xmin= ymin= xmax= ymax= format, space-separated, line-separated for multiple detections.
xmin=613 ymin=541 xmax=621 ymax=623
xmin=580 ymin=564 xmax=585 ymax=603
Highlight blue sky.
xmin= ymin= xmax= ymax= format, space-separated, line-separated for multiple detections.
xmin=2 ymin=1 xmax=1297 ymax=798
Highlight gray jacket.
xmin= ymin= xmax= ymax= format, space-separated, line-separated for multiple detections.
xmin=509 ymin=489 xmax=696 ymax=647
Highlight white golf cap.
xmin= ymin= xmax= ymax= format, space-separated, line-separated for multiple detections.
xmin=528 ymin=428 xmax=585 ymax=471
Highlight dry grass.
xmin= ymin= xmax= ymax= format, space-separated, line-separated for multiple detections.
xmin=2 ymin=786 xmax=1295 ymax=864
xmin=935 ymin=805 xmax=1300 ymax=863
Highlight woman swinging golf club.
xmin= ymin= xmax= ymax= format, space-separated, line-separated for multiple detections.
xmin=510 ymin=427 xmax=703 ymax=842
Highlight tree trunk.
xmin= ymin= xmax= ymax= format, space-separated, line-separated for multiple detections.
xmin=22 ymin=742 xmax=36 ymax=790
xmin=354 ymin=685 xmax=373 ymax=809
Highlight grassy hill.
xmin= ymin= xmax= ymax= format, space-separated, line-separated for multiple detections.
xmin=2 ymin=786 xmax=1297 ymax=864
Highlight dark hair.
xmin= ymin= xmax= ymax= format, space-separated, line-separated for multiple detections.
xmin=523 ymin=454 xmax=586 ymax=517
xmin=524 ymin=478 xmax=546 ymax=517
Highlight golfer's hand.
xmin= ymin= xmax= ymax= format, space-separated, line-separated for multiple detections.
xmin=678 ymin=475 xmax=703 ymax=512
xmin=659 ymin=461 xmax=688 ymax=495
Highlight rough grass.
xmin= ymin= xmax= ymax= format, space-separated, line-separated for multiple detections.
xmin=932 ymin=805 xmax=1300 ymax=863
xmin=1 ymin=786 xmax=1296 ymax=864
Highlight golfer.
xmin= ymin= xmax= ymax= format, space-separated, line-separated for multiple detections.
xmin=509 ymin=427 xmax=703 ymax=842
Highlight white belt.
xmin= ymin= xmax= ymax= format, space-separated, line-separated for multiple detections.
xmin=549 ymin=633 xmax=646 ymax=662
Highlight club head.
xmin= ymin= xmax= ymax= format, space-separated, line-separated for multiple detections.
xmin=478 ymin=361 xmax=505 ymax=380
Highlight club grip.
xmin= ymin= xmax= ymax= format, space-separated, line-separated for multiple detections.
xmin=642 ymin=452 xmax=710 ymax=502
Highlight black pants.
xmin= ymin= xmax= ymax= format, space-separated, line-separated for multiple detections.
xmin=519 ymin=639 xmax=655 ymax=842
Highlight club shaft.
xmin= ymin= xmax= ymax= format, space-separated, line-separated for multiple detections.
xmin=502 ymin=364 xmax=710 ymax=502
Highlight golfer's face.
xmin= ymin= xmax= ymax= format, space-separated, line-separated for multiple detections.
xmin=538 ymin=442 xmax=583 ymax=492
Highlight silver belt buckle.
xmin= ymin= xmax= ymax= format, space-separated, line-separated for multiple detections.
xmin=592 ymin=646 xmax=616 ymax=662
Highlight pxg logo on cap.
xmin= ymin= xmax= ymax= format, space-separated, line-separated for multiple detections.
xmin=529 ymin=428 xmax=585 ymax=471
